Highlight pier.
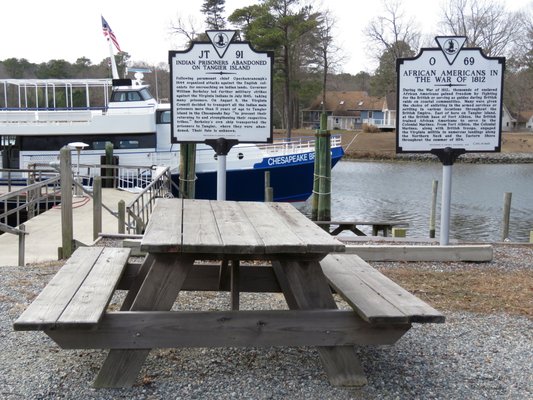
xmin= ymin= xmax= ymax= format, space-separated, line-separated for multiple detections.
xmin=0 ymin=188 xmax=136 ymax=265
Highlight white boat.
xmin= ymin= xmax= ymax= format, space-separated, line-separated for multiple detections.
xmin=0 ymin=77 xmax=344 ymax=201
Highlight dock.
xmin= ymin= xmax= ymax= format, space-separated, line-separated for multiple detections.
xmin=0 ymin=188 xmax=137 ymax=266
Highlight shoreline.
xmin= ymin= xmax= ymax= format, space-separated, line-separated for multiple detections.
xmin=343 ymin=152 xmax=533 ymax=163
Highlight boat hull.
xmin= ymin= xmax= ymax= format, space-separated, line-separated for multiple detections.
xmin=174 ymin=147 xmax=344 ymax=202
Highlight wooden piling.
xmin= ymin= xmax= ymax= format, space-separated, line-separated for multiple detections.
xmin=501 ymin=192 xmax=512 ymax=241
xmin=313 ymin=112 xmax=331 ymax=222
xmin=18 ymin=223 xmax=25 ymax=267
xmin=118 ymin=200 xmax=125 ymax=234
xmin=59 ymin=146 xmax=73 ymax=259
xmin=93 ymin=176 xmax=102 ymax=241
xmin=179 ymin=143 xmax=196 ymax=199
xmin=264 ymin=171 xmax=273 ymax=202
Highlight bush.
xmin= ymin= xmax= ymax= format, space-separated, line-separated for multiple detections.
xmin=362 ymin=123 xmax=381 ymax=133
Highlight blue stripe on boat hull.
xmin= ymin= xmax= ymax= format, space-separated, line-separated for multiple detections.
xmin=173 ymin=147 xmax=344 ymax=202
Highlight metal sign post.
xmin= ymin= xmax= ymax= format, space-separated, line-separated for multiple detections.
xmin=169 ymin=30 xmax=273 ymax=200
xmin=430 ymin=148 xmax=465 ymax=245
xmin=397 ymin=36 xmax=505 ymax=244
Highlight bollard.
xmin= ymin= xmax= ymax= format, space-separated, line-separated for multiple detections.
xmin=530 ymin=231 xmax=533 ymax=244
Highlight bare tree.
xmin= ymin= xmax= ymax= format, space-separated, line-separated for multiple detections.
xmin=364 ymin=0 xmax=421 ymax=62
xmin=439 ymin=0 xmax=520 ymax=57
xmin=170 ymin=15 xmax=202 ymax=48
xmin=364 ymin=1 xmax=419 ymax=95
xmin=311 ymin=9 xmax=344 ymax=110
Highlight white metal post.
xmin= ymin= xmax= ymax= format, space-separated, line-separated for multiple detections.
xmin=439 ymin=164 xmax=452 ymax=245
xmin=217 ymin=154 xmax=227 ymax=200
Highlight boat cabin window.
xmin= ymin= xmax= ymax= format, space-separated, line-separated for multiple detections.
xmin=111 ymin=88 xmax=154 ymax=103
xmin=157 ymin=110 xmax=171 ymax=124
xmin=119 ymin=140 xmax=140 ymax=149
xmin=20 ymin=134 xmax=156 ymax=151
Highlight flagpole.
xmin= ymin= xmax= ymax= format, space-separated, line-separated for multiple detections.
xmin=108 ymin=40 xmax=119 ymax=79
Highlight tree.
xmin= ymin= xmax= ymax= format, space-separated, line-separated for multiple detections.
xmin=309 ymin=9 xmax=344 ymax=112
xmin=364 ymin=0 xmax=420 ymax=95
xmin=201 ymin=0 xmax=226 ymax=30
xmin=230 ymin=0 xmax=319 ymax=138
xmin=439 ymin=0 xmax=520 ymax=57
xmin=503 ymin=4 xmax=533 ymax=114
xmin=2 ymin=58 xmax=33 ymax=78
xmin=370 ymin=40 xmax=415 ymax=96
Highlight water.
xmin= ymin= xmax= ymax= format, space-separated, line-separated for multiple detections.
xmin=297 ymin=160 xmax=533 ymax=242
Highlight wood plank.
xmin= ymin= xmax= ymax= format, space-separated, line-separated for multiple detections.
xmin=320 ymin=254 xmax=410 ymax=324
xmin=180 ymin=199 xmax=224 ymax=254
xmin=270 ymin=203 xmax=345 ymax=253
xmin=140 ymin=198 xmax=183 ymax=253
xmin=14 ymin=247 xmax=104 ymax=330
xmin=210 ymin=200 xmax=265 ymax=254
xmin=46 ymin=310 xmax=409 ymax=349
xmin=321 ymin=254 xmax=445 ymax=323
xmin=344 ymin=245 xmax=493 ymax=262
xmin=57 ymin=248 xmax=131 ymax=328
xmin=239 ymin=201 xmax=306 ymax=254
xmin=119 ymin=263 xmax=282 ymax=293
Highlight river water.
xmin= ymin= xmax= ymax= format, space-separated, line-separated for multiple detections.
xmin=297 ymin=160 xmax=533 ymax=243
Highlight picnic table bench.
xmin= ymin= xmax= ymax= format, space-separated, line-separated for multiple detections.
xmin=14 ymin=247 xmax=131 ymax=330
xmin=14 ymin=199 xmax=444 ymax=389
xmin=315 ymin=220 xmax=409 ymax=237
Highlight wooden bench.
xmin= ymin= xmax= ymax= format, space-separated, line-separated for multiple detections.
xmin=14 ymin=247 xmax=131 ymax=331
xmin=315 ymin=220 xmax=409 ymax=237
xmin=320 ymin=253 xmax=445 ymax=324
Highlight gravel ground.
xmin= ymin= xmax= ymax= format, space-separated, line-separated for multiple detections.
xmin=1 ymin=244 xmax=532 ymax=400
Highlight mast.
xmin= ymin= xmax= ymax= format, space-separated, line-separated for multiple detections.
xmin=108 ymin=41 xmax=119 ymax=79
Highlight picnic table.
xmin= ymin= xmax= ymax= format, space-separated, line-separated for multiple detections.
xmin=314 ymin=220 xmax=409 ymax=237
xmin=14 ymin=198 xmax=443 ymax=388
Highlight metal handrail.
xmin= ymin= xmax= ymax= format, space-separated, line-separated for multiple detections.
xmin=0 ymin=175 xmax=61 ymax=227
xmin=125 ymin=166 xmax=174 ymax=234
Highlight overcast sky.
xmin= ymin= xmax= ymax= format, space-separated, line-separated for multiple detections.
xmin=0 ymin=0 xmax=530 ymax=74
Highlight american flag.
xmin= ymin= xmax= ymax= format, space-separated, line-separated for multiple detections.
xmin=101 ymin=16 xmax=121 ymax=52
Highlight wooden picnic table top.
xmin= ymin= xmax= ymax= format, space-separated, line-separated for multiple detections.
xmin=141 ymin=198 xmax=345 ymax=256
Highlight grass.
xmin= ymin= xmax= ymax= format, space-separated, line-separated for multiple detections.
xmin=379 ymin=267 xmax=533 ymax=317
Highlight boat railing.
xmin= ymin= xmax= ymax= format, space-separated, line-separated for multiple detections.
xmin=258 ymin=135 xmax=342 ymax=155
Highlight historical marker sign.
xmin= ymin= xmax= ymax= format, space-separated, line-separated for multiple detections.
xmin=169 ymin=31 xmax=273 ymax=144
xmin=397 ymin=36 xmax=505 ymax=153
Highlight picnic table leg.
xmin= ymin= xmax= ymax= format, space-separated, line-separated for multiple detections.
xmin=231 ymin=260 xmax=240 ymax=310
xmin=93 ymin=253 xmax=194 ymax=388
xmin=272 ymin=259 xmax=367 ymax=386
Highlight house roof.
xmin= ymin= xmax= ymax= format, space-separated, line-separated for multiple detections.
xmin=306 ymin=91 xmax=384 ymax=116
